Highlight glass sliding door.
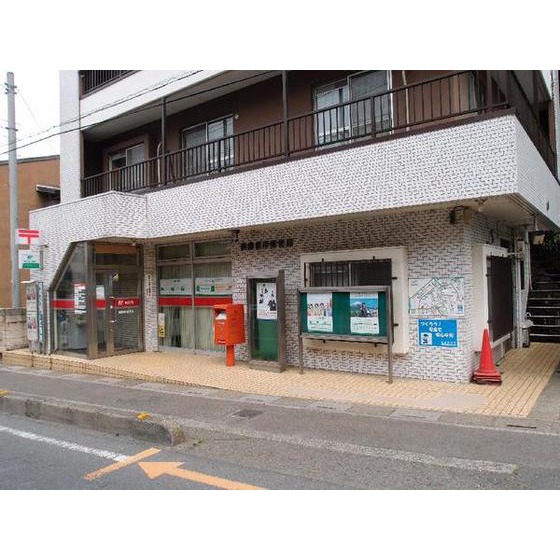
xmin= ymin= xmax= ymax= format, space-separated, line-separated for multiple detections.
xmin=109 ymin=143 xmax=145 ymax=190
xmin=314 ymin=71 xmax=392 ymax=145
xmin=182 ymin=116 xmax=234 ymax=176
xmin=94 ymin=268 xmax=142 ymax=357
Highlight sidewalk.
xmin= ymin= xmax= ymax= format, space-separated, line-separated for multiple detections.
xmin=4 ymin=342 xmax=560 ymax=418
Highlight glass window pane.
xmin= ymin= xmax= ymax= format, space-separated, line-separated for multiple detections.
xmin=126 ymin=144 xmax=145 ymax=165
xmin=54 ymin=243 xmax=86 ymax=300
xmin=315 ymin=79 xmax=348 ymax=109
xmin=350 ymin=71 xmax=388 ymax=99
xmin=157 ymin=244 xmax=190 ymax=261
xmin=159 ymin=306 xmax=194 ymax=348
xmin=54 ymin=310 xmax=88 ymax=354
xmin=110 ymin=153 xmax=127 ymax=170
xmin=183 ymin=124 xmax=207 ymax=148
xmin=194 ymin=240 xmax=231 ymax=258
xmin=53 ymin=243 xmax=88 ymax=354
xmin=195 ymin=307 xmax=224 ymax=352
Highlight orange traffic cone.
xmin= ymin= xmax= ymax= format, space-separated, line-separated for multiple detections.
xmin=472 ymin=328 xmax=502 ymax=384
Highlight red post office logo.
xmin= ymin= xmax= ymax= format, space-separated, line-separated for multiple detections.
xmin=114 ymin=297 xmax=140 ymax=308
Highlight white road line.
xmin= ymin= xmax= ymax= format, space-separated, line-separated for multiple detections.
xmin=0 ymin=424 xmax=129 ymax=462
xmin=171 ymin=418 xmax=520 ymax=475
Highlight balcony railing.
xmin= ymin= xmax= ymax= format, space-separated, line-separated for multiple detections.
xmin=80 ymin=70 xmax=134 ymax=95
xmin=82 ymin=71 xmax=557 ymax=197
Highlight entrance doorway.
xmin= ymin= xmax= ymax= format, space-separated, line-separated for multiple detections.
xmin=95 ymin=269 xmax=142 ymax=357
xmin=51 ymin=241 xmax=143 ymax=359
xmin=487 ymin=255 xmax=514 ymax=342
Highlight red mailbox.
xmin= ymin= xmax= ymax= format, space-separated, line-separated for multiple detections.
xmin=214 ymin=304 xmax=245 ymax=366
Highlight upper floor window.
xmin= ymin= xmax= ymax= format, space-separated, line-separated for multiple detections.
xmin=109 ymin=143 xmax=145 ymax=170
xmin=314 ymin=71 xmax=392 ymax=146
xmin=108 ymin=143 xmax=145 ymax=191
xmin=182 ymin=116 xmax=234 ymax=177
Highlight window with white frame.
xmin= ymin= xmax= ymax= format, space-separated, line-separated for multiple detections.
xmin=313 ymin=71 xmax=392 ymax=146
xmin=182 ymin=116 xmax=234 ymax=177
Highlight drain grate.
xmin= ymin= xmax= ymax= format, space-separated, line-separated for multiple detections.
xmin=231 ymin=409 xmax=264 ymax=419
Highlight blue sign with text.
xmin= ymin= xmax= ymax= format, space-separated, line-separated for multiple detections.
xmin=418 ymin=319 xmax=458 ymax=348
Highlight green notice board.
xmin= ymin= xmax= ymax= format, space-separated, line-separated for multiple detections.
xmin=300 ymin=291 xmax=388 ymax=338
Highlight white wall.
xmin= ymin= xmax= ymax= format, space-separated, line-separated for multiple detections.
xmin=79 ymin=70 xmax=225 ymax=129
xmin=59 ymin=71 xmax=81 ymax=203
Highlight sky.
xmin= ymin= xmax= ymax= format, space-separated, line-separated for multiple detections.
xmin=0 ymin=69 xmax=60 ymax=161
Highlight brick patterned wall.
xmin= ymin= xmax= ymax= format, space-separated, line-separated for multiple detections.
xmin=143 ymin=243 xmax=158 ymax=352
xmin=146 ymin=116 xmax=519 ymax=239
xmin=230 ymin=207 xmax=498 ymax=383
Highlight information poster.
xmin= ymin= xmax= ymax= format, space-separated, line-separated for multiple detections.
xmin=74 ymin=283 xmax=87 ymax=314
xmin=160 ymin=278 xmax=192 ymax=295
xmin=256 ymin=282 xmax=277 ymax=320
xmin=418 ymin=319 xmax=458 ymax=348
xmin=195 ymin=277 xmax=232 ymax=295
xmin=307 ymin=293 xmax=333 ymax=333
xmin=349 ymin=293 xmax=380 ymax=335
xmin=25 ymin=284 xmax=38 ymax=342
xmin=157 ymin=313 xmax=166 ymax=338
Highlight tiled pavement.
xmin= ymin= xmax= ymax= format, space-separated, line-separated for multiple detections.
xmin=4 ymin=343 xmax=560 ymax=418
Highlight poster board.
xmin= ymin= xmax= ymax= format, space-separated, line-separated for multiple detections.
xmin=299 ymin=290 xmax=388 ymax=338
xmin=298 ymin=285 xmax=394 ymax=382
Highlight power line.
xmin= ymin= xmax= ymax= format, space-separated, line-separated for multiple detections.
xmin=0 ymin=70 xmax=204 ymax=150
xmin=0 ymin=71 xmax=276 ymax=157
xmin=17 ymin=88 xmax=42 ymax=131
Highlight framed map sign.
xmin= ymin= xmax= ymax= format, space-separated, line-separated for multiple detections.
xmin=408 ymin=277 xmax=465 ymax=317
xmin=349 ymin=293 xmax=379 ymax=335
xmin=306 ymin=293 xmax=333 ymax=333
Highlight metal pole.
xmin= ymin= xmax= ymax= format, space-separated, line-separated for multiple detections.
xmin=386 ymin=285 xmax=393 ymax=384
xmin=282 ymin=71 xmax=289 ymax=158
xmin=6 ymin=72 xmax=20 ymax=307
xmin=161 ymin=96 xmax=167 ymax=185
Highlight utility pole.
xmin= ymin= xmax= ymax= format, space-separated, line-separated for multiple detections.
xmin=5 ymin=72 xmax=20 ymax=308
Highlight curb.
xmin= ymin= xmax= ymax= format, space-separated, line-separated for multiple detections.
xmin=0 ymin=391 xmax=186 ymax=446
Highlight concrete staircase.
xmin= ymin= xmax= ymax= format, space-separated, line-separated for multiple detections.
xmin=528 ymin=238 xmax=560 ymax=343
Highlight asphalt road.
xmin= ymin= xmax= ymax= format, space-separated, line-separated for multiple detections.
xmin=1 ymin=364 xmax=560 ymax=489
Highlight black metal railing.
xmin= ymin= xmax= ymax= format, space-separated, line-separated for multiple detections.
xmin=80 ymin=70 xmax=134 ymax=95
xmin=81 ymin=71 xmax=557 ymax=197
xmin=82 ymin=156 xmax=160 ymax=197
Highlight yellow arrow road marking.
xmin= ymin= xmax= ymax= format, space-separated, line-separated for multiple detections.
xmin=138 ymin=461 xmax=264 ymax=490
xmin=84 ymin=447 xmax=160 ymax=481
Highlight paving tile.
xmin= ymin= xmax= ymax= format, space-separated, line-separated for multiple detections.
xmin=4 ymin=342 xmax=559 ymax=419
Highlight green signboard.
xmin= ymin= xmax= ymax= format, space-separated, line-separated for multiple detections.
xmin=299 ymin=291 xmax=388 ymax=338
xmin=18 ymin=249 xmax=41 ymax=270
